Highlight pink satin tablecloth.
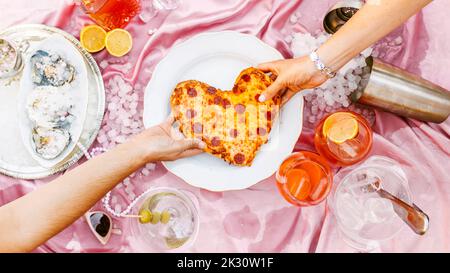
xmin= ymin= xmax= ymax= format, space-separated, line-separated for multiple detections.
xmin=0 ymin=0 xmax=449 ymax=253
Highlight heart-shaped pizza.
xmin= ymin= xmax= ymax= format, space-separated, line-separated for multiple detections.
xmin=170 ymin=67 xmax=281 ymax=166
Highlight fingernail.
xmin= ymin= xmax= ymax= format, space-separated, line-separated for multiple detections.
xmin=259 ymin=94 xmax=266 ymax=102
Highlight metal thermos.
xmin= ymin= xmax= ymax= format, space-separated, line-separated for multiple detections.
xmin=323 ymin=0 xmax=450 ymax=123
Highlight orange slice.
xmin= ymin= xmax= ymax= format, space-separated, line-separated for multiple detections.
xmin=323 ymin=112 xmax=359 ymax=144
xmin=286 ymin=168 xmax=311 ymax=201
xmin=80 ymin=25 xmax=106 ymax=53
xmin=105 ymin=28 xmax=133 ymax=57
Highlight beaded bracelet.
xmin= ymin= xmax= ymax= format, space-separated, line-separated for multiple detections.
xmin=309 ymin=51 xmax=336 ymax=78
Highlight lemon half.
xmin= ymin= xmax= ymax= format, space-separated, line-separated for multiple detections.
xmin=105 ymin=28 xmax=133 ymax=57
xmin=80 ymin=25 xmax=106 ymax=53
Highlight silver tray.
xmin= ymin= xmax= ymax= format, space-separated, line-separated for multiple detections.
xmin=0 ymin=24 xmax=105 ymax=179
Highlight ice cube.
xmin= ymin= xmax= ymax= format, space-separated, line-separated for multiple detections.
xmin=139 ymin=5 xmax=158 ymax=23
xmin=336 ymin=192 xmax=365 ymax=230
xmin=289 ymin=15 xmax=298 ymax=24
xmin=315 ymin=89 xmax=324 ymax=97
xmin=347 ymin=171 xmax=380 ymax=197
xmin=142 ymin=168 xmax=150 ymax=176
xmin=305 ymin=94 xmax=313 ymax=102
xmin=364 ymin=198 xmax=395 ymax=223
xmin=310 ymin=177 xmax=328 ymax=200
xmin=394 ymin=36 xmax=403 ymax=45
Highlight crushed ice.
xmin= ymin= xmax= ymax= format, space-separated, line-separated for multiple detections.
xmin=290 ymin=32 xmax=376 ymax=126
xmin=95 ymin=74 xmax=156 ymax=203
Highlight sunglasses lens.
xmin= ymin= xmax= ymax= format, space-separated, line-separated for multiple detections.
xmin=89 ymin=213 xmax=111 ymax=237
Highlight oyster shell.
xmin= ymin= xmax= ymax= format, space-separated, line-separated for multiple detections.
xmin=30 ymin=50 xmax=75 ymax=87
xmin=19 ymin=35 xmax=89 ymax=168
xmin=32 ymin=127 xmax=71 ymax=160
xmin=26 ymin=86 xmax=74 ymax=128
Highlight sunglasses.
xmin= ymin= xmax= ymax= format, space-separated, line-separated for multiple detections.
xmin=85 ymin=211 xmax=113 ymax=245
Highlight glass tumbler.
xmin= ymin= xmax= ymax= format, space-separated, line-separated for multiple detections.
xmin=329 ymin=156 xmax=412 ymax=251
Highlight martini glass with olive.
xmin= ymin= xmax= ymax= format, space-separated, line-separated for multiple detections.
xmin=128 ymin=187 xmax=199 ymax=251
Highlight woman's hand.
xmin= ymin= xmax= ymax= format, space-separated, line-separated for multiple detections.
xmin=129 ymin=114 xmax=205 ymax=162
xmin=257 ymin=56 xmax=328 ymax=104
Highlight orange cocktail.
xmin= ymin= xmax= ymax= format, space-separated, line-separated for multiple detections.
xmin=314 ymin=111 xmax=373 ymax=166
xmin=81 ymin=0 xmax=141 ymax=31
xmin=276 ymin=151 xmax=333 ymax=207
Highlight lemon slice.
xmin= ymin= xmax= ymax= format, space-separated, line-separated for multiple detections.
xmin=323 ymin=112 xmax=359 ymax=144
xmin=80 ymin=25 xmax=106 ymax=53
xmin=105 ymin=28 xmax=133 ymax=57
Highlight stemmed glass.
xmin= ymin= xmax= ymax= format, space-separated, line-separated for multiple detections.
xmin=0 ymin=38 xmax=24 ymax=80
xmin=127 ymin=187 xmax=199 ymax=252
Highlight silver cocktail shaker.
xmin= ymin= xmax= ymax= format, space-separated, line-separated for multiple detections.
xmin=323 ymin=0 xmax=450 ymax=123
xmin=352 ymin=58 xmax=450 ymax=123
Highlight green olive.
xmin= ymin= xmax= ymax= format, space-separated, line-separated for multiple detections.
xmin=151 ymin=211 xmax=161 ymax=224
xmin=139 ymin=209 xmax=152 ymax=224
xmin=161 ymin=210 xmax=171 ymax=224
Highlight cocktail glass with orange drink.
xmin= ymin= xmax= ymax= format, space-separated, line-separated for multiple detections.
xmin=276 ymin=111 xmax=373 ymax=207
xmin=80 ymin=0 xmax=141 ymax=31
xmin=314 ymin=111 xmax=373 ymax=166
xmin=276 ymin=151 xmax=333 ymax=207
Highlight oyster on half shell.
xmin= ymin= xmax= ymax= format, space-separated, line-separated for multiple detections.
xmin=26 ymin=86 xmax=75 ymax=128
xmin=30 ymin=50 xmax=75 ymax=87
xmin=32 ymin=127 xmax=71 ymax=160
xmin=19 ymin=35 xmax=89 ymax=168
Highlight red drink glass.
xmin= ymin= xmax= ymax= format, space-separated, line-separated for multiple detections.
xmin=314 ymin=111 xmax=373 ymax=166
xmin=81 ymin=0 xmax=141 ymax=31
xmin=276 ymin=151 xmax=333 ymax=207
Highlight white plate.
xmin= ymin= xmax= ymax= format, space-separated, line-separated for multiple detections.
xmin=18 ymin=35 xmax=89 ymax=168
xmin=143 ymin=31 xmax=303 ymax=191
xmin=0 ymin=24 xmax=105 ymax=180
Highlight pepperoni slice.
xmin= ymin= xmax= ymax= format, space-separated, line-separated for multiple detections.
xmin=211 ymin=136 xmax=221 ymax=147
xmin=192 ymin=122 xmax=203 ymax=134
xmin=242 ymin=74 xmax=251 ymax=82
xmin=187 ymin=88 xmax=197 ymax=97
xmin=186 ymin=109 xmax=197 ymax=119
xmin=266 ymin=110 xmax=272 ymax=121
xmin=221 ymin=98 xmax=231 ymax=108
xmin=234 ymin=104 xmax=246 ymax=114
xmin=257 ymin=127 xmax=267 ymax=136
xmin=207 ymin=86 xmax=217 ymax=95
xmin=229 ymin=129 xmax=238 ymax=138
xmin=234 ymin=153 xmax=245 ymax=165
xmin=254 ymin=94 xmax=261 ymax=102
xmin=213 ymin=96 xmax=222 ymax=105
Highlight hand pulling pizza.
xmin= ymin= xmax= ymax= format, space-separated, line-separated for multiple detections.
xmin=170 ymin=67 xmax=281 ymax=166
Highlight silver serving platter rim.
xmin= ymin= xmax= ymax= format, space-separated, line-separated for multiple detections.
xmin=0 ymin=24 xmax=105 ymax=180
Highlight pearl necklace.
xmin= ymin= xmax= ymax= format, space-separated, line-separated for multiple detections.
xmin=77 ymin=143 xmax=151 ymax=218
